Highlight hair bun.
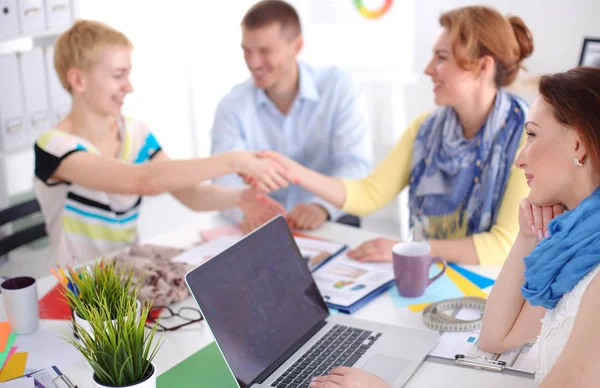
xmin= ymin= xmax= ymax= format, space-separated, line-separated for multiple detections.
xmin=508 ymin=15 xmax=534 ymax=62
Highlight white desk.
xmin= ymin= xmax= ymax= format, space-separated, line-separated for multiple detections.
xmin=0 ymin=213 xmax=535 ymax=387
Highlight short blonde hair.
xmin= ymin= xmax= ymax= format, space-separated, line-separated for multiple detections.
xmin=54 ymin=19 xmax=133 ymax=93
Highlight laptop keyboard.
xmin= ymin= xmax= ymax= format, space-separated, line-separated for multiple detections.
xmin=270 ymin=324 xmax=382 ymax=388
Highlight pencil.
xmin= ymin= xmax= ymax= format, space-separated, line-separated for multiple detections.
xmin=66 ymin=266 xmax=78 ymax=282
xmin=58 ymin=267 xmax=68 ymax=282
xmin=50 ymin=268 xmax=67 ymax=286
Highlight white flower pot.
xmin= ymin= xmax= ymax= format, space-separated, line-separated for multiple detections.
xmin=93 ymin=362 xmax=156 ymax=388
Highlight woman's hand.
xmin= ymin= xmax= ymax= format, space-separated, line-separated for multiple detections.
xmin=346 ymin=238 xmax=399 ymax=262
xmin=232 ymin=151 xmax=292 ymax=192
xmin=518 ymin=198 xmax=564 ymax=241
xmin=310 ymin=367 xmax=390 ymax=388
xmin=256 ymin=150 xmax=302 ymax=184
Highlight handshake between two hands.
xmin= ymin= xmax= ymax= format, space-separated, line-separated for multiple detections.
xmin=237 ymin=150 xmax=298 ymax=193
xmin=236 ymin=151 xmax=401 ymax=263
xmin=236 ymin=151 xmax=328 ymax=233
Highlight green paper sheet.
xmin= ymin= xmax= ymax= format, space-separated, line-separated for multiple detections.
xmin=0 ymin=334 xmax=17 ymax=370
xmin=157 ymin=342 xmax=238 ymax=388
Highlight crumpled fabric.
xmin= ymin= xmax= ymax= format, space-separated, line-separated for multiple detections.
xmin=114 ymin=244 xmax=192 ymax=306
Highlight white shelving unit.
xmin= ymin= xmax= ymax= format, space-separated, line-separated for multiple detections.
xmin=0 ymin=0 xmax=79 ymax=262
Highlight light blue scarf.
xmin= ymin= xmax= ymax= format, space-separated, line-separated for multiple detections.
xmin=408 ymin=89 xmax=527 ymax=239
xmin=521 ymin=188 xmax=600 ymax=309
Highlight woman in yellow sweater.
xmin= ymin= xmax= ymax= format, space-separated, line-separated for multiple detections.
xmin=261 ymin=6 xmax=534 ymax=266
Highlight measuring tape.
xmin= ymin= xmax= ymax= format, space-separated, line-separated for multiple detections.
xmin=422 ymin=297 xmax=487 ymax=332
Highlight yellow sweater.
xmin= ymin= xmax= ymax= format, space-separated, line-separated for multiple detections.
xmin=342 ymin=112 xmax=528 ymax=265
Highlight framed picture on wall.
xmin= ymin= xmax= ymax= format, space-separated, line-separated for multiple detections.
xmin=579 ymin=38 xmax=600 ymax=67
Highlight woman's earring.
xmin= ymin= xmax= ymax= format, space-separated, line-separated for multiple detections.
xmin=573 ymin=157 xmax=584 ymax=167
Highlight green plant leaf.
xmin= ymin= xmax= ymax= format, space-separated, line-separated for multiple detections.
xmin=63 ymin=260 xmax=162 ymax=386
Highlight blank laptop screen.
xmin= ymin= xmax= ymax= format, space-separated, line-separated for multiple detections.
xmin=186 ymin=216 xmax=329 ymax=387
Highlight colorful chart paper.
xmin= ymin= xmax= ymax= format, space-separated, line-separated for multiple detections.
xmin=388 ymin=266 xmax=464 ymax=309
xmin=448 ymin=264 xmax=495 ymax=289
xmin=0 ymin=352 xmax=28 ymax=382
xmin=0 ymin=335 xmax=17 ymax=370
xmin=0 ymin=323 xmax=11 ymax=352
xmin=389 ymin=263 xmax=488 ymax=312
xmin=444 ymin=265 xmax=488 ymax=299
xmin=157 ymin=342 xmax=236 ymax=388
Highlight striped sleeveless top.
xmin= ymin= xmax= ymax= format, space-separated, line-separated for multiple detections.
xmin=33 ymin=117 xmax=161 ymax=266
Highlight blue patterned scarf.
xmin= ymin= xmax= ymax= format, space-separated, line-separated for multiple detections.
xmin=522 ymin=188 xmax=600 ymax=309
xmin=408 ymin=89 xmax=527 ymax=239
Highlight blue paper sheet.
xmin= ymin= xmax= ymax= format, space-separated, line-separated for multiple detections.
xmin=388 ymin=266 xmax=464 ymax=307
xmin=449 ymin=264 xmax=495 ymax=289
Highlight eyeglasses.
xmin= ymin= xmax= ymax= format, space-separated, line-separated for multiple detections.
xmin=145 ymin=305 xmax=203 ymax=332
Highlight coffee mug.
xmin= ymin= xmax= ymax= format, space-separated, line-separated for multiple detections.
xmin=1 ymin=276 xmax=39 ymax=334
xmin=392 ymin=242 xmax=447 ymax=298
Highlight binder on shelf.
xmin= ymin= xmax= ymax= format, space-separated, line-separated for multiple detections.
xmin=19 ymin=47 xmax=51 ymax=137
xmin=0 ymin=0 xmax=20 ymax=39
xmin=44 ymin=0 xmax=72 ymax=29
xmin=43 ymin=44 xmax=70 ymax=124
xmin=17 ymin=0 xmax=46 ymax=33
xmin=0 ymin=53 xmax=29 ymax=153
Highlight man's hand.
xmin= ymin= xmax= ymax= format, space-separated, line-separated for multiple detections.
xmin=310 ymin=367 xmax=390 ymax=388
xmin=238 ymin=189 xmax=286 ymax=234
xmin=346 ymin=237 xmax=399 ymax=262
xmin=287 ymin=204 xmax=329 ymax=230
xmin=233 ymin=151 xmax=291 ymax=192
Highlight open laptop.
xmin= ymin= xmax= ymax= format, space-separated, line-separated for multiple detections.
xmin=185 ymin=216 xmax=439 ymax=388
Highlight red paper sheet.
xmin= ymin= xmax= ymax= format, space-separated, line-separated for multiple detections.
xmin=38 ymin=284 xmax=72 ymax=320
xmin=39 ymin=283 xmax=163 ymax=323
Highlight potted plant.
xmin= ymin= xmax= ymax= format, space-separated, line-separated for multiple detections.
xmin=67 ymin=290 xmax=163 ymax=388
xmin=63 ymin=260 xmax=140 ymax=339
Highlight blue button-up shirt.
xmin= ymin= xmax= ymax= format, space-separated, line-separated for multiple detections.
xmin=211 ymin=62 xmax=372 ymax=222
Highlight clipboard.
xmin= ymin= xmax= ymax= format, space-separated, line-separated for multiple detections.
xmin=426 ymin=307 xmax=538 ymax=378
xmin=426 ymin=348 xmax=536 ymax=379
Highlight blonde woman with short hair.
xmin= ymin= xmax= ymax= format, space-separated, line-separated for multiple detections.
xmin=35 ymin=20 xmax=288 ymax=266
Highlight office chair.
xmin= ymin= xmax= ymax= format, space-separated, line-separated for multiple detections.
xmin=0 ymin=198 xmax=47 ymax=259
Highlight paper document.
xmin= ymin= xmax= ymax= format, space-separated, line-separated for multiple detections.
xmin=172 ymin=234 xmax=346 ymax=271
xmin=428 ymin=308 xmax=538 ymax=374
xmin=312 ymin=253 xmax=394 ymax=308
xmin=18 ymin=367 xmax=71 ymax=388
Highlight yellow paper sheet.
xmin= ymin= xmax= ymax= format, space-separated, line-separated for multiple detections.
xmin=0 ymin=352 xmax=28 ymax=382
xmin=0 ymin=322 xmax=11 ymax=352
xmin=408 ymin=264 xmax=488 ymax=312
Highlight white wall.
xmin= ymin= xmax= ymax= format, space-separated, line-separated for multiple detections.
xmin=5 ymin=0 xmax=600 ymax=204
xmin=405 ymin=0 xmax=600 ymax=122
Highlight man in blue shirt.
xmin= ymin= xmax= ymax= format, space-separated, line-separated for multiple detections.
xmin=211 ymin=0 xmax=372 ymax=232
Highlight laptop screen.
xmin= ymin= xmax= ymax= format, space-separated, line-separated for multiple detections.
xmin=186 ymin=216 xmax=329 ymax=387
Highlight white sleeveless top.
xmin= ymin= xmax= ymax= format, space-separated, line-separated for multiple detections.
xmin=536 ymin=263 xmax=600 ymax=384
xmin=33 ymin=117 xmax=161 ymax=266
